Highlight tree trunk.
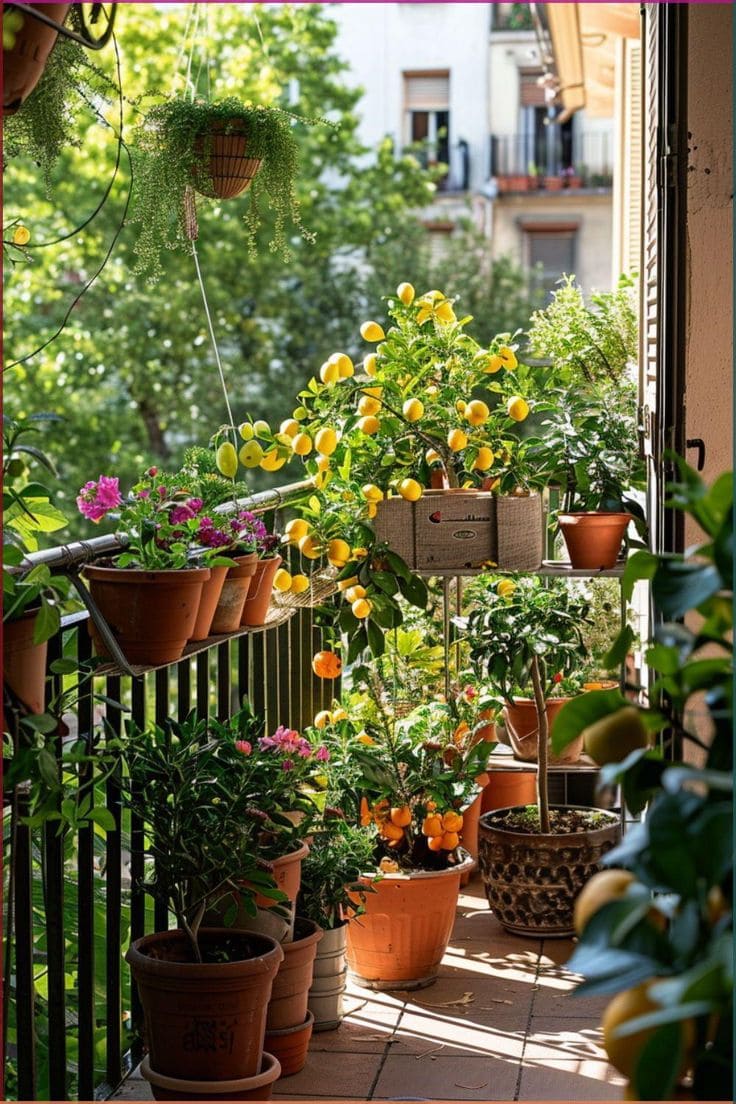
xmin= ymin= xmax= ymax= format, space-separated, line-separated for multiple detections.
xmin=530 ymin=655 xmax=551 ymax=834
xmin=137 ymin=396 xmax=171 ymax=460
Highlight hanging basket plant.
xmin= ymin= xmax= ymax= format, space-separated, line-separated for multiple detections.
xmin=129 ymin=96 xmax=321 ymax=281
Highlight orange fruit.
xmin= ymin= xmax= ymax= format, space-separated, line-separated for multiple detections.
xmin=422 ymin=815 xmax=443 ymax=837
xmin=381 ymin=821 xmax=405 ymax=841
xmin=312 ymin=650 xmax=342 ymax=679
xmin=442 ymin=811 xmax=463 ymax=833
xmin=602 ymin=982 xmax=695 ymax=1079
xmin=427 ymin=835 xmax=445 ymax=852
xmin=440 ymin=831 xmax=460 ymax=850
xmin=574 ymin=870 xmax=635 ymax=935
xmin=506 ymin=396 xmax=530 ymax=422
xmin=352 ymin=597 xmax=373 ymax=619
xmin=390 ymin=806 xmax=412 ymax=827
xmin=447 ymin=428 xmax=468 ymax=452
xmin=465 ymin=400 xmax=489 ymax=426
xmin=345 ymin=584 xmax=367 ymax=602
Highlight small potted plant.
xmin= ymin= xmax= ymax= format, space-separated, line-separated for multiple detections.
xmin=122 ymin=710 xmax=286 ymax=1099
xmin=459 ymin=574 xmax=621 ymax=937
xmin=129 ymin=96 xmax=320 ymax=281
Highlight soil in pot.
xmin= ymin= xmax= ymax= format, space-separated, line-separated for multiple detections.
xmin=503 ymin=698 xmax=584 ymax=764
xmin=3 ymin=3 xmax=70 ymax=113
xmin=190 ymin=565 xmax=229 ymax=641
xmin=140 ymin=1051 xmax=281 ymax=1101
xmin=210 ymin=553 xmax=258 ymax=634
xmin=267 ymin=918 xmax=323 ymax=1031
xmin=558 ymin=512 xmax=632 ymax=570
xmin=478 ymin=804 xmax=621 ymax=938
xmin=264 ymin=1010 xmax=314 ymax=1077
xmin=3 ymin=609 xmax=48 ymax=713
xmin=241 ymin=555 xmax=283 ymax=627
xmin=125 ymin=928 xmax=283 ymax=1083
xmin=83 ymin=565 xmax=209 ymax=666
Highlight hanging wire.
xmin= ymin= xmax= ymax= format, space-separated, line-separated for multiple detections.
xmin=171 ymin=1 xmax=196 ymax=95
xmin=3 ymin=30 xmax=132 ymax=373
xmin=190 ymin=237 xmax=237 ymax=443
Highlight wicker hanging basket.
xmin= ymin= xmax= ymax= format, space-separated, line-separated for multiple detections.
xmin=192 ymin=119 xmax=262 ymax=199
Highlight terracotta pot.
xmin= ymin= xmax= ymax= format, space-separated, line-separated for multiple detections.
xmin=267 ymin=918 xmax=323 ymax=1031
xmin=125 ymin=928 xmax=283 ymax=1083
xmin=264 ymin=1011 xmax=314 ymax=1078
xmin=308 ymin=924 xmax=348 ymax=1032
xmin=193 ymin=119 xmax=262 ymax=199
xmin=478 ymin=805 xmax=621 ymax=937
xmin=459 ymin=793 xmax=483 ymax=886
xmin=83 ymin=565 xmax=210 ymax=666
xmin=558 ymin=512 xmax=632 ymax=570
xmin=241 ymin=555 xmax=283 ymax=627
xmin=474 ymin=712 xmax=497 ymax=744
xmin=189 ymin=565 xmax=229 ymax=641
xmin=543 ymin=176 xmax=564 ymax=190
xmin=210 ymin=553 xmax=258 ymax=634
xmin=480 ymin=769 xmax=537 ymax=816
xmin=3 ymin=3 xmax=70 ymax=114
xmin=215 ymin=841 xmax=310 ymax=942
xmin=140 ymin=1052 xmax=281 ymax=1101
xmin=346 ymin=852 xmax=474 ymax=990
xmin=3 ymin=609 xmax=48 ymax=713
xmin=503 ymin=698 xmax=584 ymax=764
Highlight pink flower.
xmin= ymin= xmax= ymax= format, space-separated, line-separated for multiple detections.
xmin=316 ymin=746 xmax=330 ymax=763
xmin=188 ymin=498 xmax=203 ymax=513
xmin=235 ymin=740 xmax=252 ymax=755
xmin=147 ymin=467 xmax=158 ymax=477
xmin=77 ymin=475 xmax=122 ymax=522
xmin=137 ymin=488 xmax=151 ymax=499
xmin=281 ymin=758 xmax=295 ymax=772
xmin=170 ymin=504 xmax=195 ymax=525
xmin=157 ymin=486 xmax=168 ymax=498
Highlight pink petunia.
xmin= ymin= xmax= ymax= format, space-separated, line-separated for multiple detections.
xmin=77 ymin=475 xmax=122 ymax=522
xmin=235 ymin=740 xmax=252 ymax=755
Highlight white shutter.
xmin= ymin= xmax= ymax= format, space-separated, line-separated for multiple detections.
xmin=404 ymin=74 xmax=449 ymax=111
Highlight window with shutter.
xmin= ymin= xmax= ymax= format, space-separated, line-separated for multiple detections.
xmin=404 ymin=72 xmax=451 ymax=189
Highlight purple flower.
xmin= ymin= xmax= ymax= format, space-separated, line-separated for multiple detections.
xmin=157 ymin=486 xmax=168 ymax=498
xmin=77 ymin=475 xmax=122 ymax=522
xmin=281 ymin=759 xmax=294 ymax=772
xmin=316 ymin=746 xmax=330 ymax=763
xmin=188 ymin=498 xmax=203 ymax=513
xmin=170 ymin=504 xmax=195 ymax=525
xmin=137 ymin=488 xmax=151 ymax=500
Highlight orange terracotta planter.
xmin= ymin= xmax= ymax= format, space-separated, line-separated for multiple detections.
xmin=504 ymin=698 xmax=584 ymax=764
xmin=459 ymin=793 xmax=482 ymax=886
xmin=210 ymin=553 xmax=258 ymax=634
xmin=480 ymin=769 xmax=537 ymax=816
xmin=189 ymin=565 xmax=229 ymax=641
xmin=266 ymin=918 xmax=323 ymax=1031
xmin=140 ymin=1051 xmax=281 ymax=1101
xmin=241 ymin=556 xmax=283 ymax=627
xmin=3 ymin=4 xmax=70 ymax=113
xmin=346 ymin=854 xmax=473 ymax=990
xmin=558 ymin=512 xmax=632 ymax=570
xmin=264 ymin=1011 xmax=314 ymax=1078
xmin=3 ymin=610 xmax=48 ymax=714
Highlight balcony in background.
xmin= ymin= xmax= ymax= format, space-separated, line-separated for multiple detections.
xmin=489 ymin=132 xmax=613 ymax=194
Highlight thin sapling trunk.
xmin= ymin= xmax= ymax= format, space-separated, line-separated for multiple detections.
xmin=530 ymin=655 xmax=551 ymax=834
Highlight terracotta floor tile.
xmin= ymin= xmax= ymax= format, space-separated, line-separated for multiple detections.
xmin=309 ymin=1017 xmax=400 ymax=1053
xmin=518 ymin=1058 xmax=625 ymax=1100
xmin=272 ymin=1051 xmax=385 ymax=1097
xmin=523 ymin=1019 xmax=607 ymax=1062
xmin=372 ymin=1053 xmax=520 ymax=1100
xmin=531 ymin=983 xmax=611 ymax=1019
xmin=391 ymin=1005 xmax=528 ymax=1059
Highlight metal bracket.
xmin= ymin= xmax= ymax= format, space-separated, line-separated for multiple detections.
xmin=8 ymin=3 xmax=117 ymax=50
xmin=67 ymin=572 xmax=137 ymax=679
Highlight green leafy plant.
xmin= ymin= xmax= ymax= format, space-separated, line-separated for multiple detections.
xmin=296 ymin=817 xmax=376 ymax=929
xmin=129 ymin=96 xmax=321 ymax=280
xmin=550 ymin=461 xmax=732 ymax=1101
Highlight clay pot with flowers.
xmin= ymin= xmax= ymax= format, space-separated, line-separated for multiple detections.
xmin=310 ymin=691 xmax=490 ymax=989
xmin=77 ymin=468 xmax=230 ymax=666
xmin=458 ymin=574 xmax=621 ymax=937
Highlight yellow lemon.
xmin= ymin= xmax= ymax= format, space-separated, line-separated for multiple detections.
xmin=337 ymin=575 xmax=360 ymax=592
xmin=315 ymin=427 xmax=338 ymax=456
xmin=399 ymin=478 xmax=422 ymax=502
xmin=473 ymin=446 xmax=493 ymax=471
xmin=284 ymin=518 xmax=309 ymax=543
xmin=425 ymin=448 xmax=442 ymax=465
xmin=260 ymin=448 xmax=286 ymax=471
xmin=498 ymin=345 xmax=518 ymax=369
xmin=574 ymin=870 xmax=636 ymax=935
xmin=239 ymin=441 xmax=264 ymax=468
xmin=447 ymin=428 xmax=468 ymax=452
xmin=367 ymin=501 xmax=378 ymax=518
xmin=314 ymin=710 xmax=333 ymax=729
xmin=363 ymin=353 xmax=377 ymax=376
xmin=273 ymin=568 xmax=293 ymax=592
xmin=358 ymin=415 xmax=380 ymax=435
xmin=327 ymin=538 xmax=350 ymax=567
xmin=292 ymin=433 xmax=313 ymax=456
xmin=403 ymin=398 xmax=424 ymax=422
xmin=331 ymin=706 xmax=349 ymax=722
xmin=360 ymin=320 xmax=385 ymax=342
xmin=253 ymin=419 xmax=270 ymax=437
xmin=320 ymin=361 xmax=340 ymax=385
xmin=456 ymin=399 xmax=466 ymax=414
xmin=484 ymin=353 xmax=504 ymax=374
xmin=12 ymin=225 xmax=30 ymax=246
xmin=352 ymin=597 xmax=373 ymax=619
xmin=298 ymin=534 xmax=322 ymax=559
xmin=506 ymin=396 xmax=530 ymax=422
xmin=496 ymin=579 xmax=516 ymax=598
xmin=465 ymin=399 xmax=490 ymax=426
xmin=290 ymin=574 xmax=310 ymax=595
xmin=330 ymin=352 xmax=354 ymax=378
xmin=238 ymin=421 xmax=255 ymax=440
xmin=216 ymin=441 xmax=238 ymax=478
xmin=396 ymin=282 xmax=415 ymax=305
xmin=362 ymin=484 xmax=384 ymax=502
xmin=345 ymin=584 xmax=367 ymax=602
xmin=279 ymin=418 xmax=299 ymax=438
xmin=358 ymin=395 xmax=381 ymax=417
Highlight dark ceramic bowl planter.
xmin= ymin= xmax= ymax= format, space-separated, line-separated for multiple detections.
xmin=267 ymin=918 xmax=323 ymax=1032
xmin=210 ymin=552 xmax=258 ymax=634
xmin=241 ymin=555 xmax=283 ymax=627
xmin=478 ymin=805 xmax=621 ymax=938
xmin=557 ymin=512 xmax=632 ymax=570
xmin=264 ymin=1010 xmax=315 ymax=1077
xmin=140 ymin=1051 xmax=281 ymax=1101
xmin=125 ymin=928 xmax=283 ymax=1083
xmin=83 ymin=565 xmax=210 ymax=666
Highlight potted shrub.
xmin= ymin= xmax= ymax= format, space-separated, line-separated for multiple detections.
xmin=3 ymin=416 xmax=70 ymax=715
xmin=296 ymin=818 xmax=377 ymax=1031
xmin=129 ymin=96 xmax=320 ymax=281
xmin=550 ymin=462 xmax=732 ymax=1102
xmin=313 ymin=694 xmax=490 ymax=989
xmin=459 ymin=574 xmax=621 ymax=937
xmin=122 ymin=711 xmax=286 ymax=1098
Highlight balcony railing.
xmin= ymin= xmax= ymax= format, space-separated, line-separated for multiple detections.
xmin=490 ymin=132 xmax=613 ymax=191
xmin=3 ymin=480 xmax=339 ymax=1102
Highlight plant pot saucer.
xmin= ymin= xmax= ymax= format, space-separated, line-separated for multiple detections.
xmin=140 ymin=1052 xmax=281 ymax=1101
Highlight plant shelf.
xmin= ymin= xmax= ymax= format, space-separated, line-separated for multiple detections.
xmin=416 ymin=561 xmax=625 ymax=579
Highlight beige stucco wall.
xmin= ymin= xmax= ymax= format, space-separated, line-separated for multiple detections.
xmin=684 ymin=3 xmax=733 ymax=516
xmin=490 ymin=192 xmax=614 ymax=292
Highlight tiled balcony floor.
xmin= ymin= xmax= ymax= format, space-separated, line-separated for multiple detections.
xmin=111 ymin=879 xmax=625 ymax=1102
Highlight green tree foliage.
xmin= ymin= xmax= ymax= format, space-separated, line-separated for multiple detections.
xmin=3 ymin=4 xmax=539 ymax=537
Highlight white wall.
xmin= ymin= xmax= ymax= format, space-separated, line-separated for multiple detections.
xmin=329 ymin=3 xmax=492 ymax=190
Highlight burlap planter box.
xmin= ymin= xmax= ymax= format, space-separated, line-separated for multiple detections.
xmin=373 ymin=491 xmax=543 ymax=572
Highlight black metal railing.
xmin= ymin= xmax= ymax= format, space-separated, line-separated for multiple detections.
xmin=4 ymin=481 xmax=339 ymax=1101
xmin=490 ymin=131 xmax=613 ymax=187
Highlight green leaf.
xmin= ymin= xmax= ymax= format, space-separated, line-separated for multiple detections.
xmin=631 ymin=1022 xmax=682 ymax=1101
xmin=603 ymin=623 xmax=635 ymax=669
xmin=621 ymin=549 xmax=659 ymax=601
xmin=87 ymin=806 xmax=116 ymax=832
xmin=33 ymin=599 xmax=60 ymax=644
xmin=653 ymin=562 xmax=722 ymax=619
xmin=397 ymin=572 xmax=428 ymax=609
xmin=366 ymin=619 xmax=386 ymax=658
xmin=550 ymin=688 xmax=629 ymax=756
xmin=37 ymin=747 xmax=60 ymax=788
xmin=49 ymin=658 xmax=80 ymax=674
